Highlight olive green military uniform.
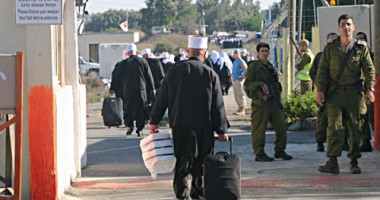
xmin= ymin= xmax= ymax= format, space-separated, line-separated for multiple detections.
xmin=244 ymin=60 xmax=287 ymax=156
xmin=310 ymin=51 xmax=328 ymax=144
xmin=315 ymin=37 xmax=376 ymax=159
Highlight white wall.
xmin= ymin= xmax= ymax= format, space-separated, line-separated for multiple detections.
xmin=55 ymin=86 xmax=76 ymax=195
xmin=78 ymin=32 xmax=139 ymax=61
xmin=0 ymin=0 xmax=85 ymax=198
xmin=318 ymin=5 xmax=372 ymax=51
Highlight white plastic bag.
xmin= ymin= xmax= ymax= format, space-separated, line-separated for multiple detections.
xmin=140 ymin=130 xmax=176 ymax=179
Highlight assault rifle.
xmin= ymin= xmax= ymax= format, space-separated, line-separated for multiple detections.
xmin=261 ymin=81 xmax=282 ymax=110
xmin=317 ymin=85 xmax=332 ymax=118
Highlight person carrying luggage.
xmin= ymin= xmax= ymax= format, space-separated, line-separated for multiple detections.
xmin=149 ymin=35 xmax=229 ymax=200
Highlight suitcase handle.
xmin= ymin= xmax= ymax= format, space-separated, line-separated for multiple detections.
xmin=214 ymin=136 xmax=233 ymax=154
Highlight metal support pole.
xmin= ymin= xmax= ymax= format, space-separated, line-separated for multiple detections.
xmin=298 ymin=0 xmax=303 ymax=42
xmin=374 ymin=1 xmax=380 ymax=150
xmin=292 ymin=0 xmax=296 ymax=90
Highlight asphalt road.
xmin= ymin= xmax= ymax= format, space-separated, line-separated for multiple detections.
xmin=63 ymin=91 xmax=380 ymax=200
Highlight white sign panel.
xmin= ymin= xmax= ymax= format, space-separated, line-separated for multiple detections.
xmin=0 ymin=55 xmax=16 ymax=114
xmin=15 ymin=0 xmax=62 ymax=25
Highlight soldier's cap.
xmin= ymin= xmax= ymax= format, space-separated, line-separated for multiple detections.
xmin=126 ymin=43 xmax=137 ymax=52
xmin=141 ymin=48 xmax=151 ymax=55
xmin=188 ymin=35 xmax=208 ymax=49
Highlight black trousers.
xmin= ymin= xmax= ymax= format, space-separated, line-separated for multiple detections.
xmin=124 ymin=104 xmax=145 ymax=131
xmin=172 ymin=127 xmax=214 ymax=199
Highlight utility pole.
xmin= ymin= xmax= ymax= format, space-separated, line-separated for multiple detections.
xmin=298 ymin=0 xmax=303 ymax=42
xmin=291 ymin=0 xmax=296 ymax=89
xmin=284 ymin=0 xmax=296 ymax=98
xmin=373 ymin=0 xmax=380 ymax=150
xmin=313 ymin=0 xmax=317 ymax=25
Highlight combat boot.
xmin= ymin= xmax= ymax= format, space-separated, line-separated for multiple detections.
xmin=319 ymin=156 xmax=339 ymax=174
xmin=274 ymin=150 xmax=293 ymax=160
xmin=360 ymin=140 xmax=372 ymax=152
xmin=255 ymin=153 xmax=274 ymax=162
xmin=317 ymin=143 xmax=324 ymax=152
xmin=350 ymin=158 xmax=361 ymax=174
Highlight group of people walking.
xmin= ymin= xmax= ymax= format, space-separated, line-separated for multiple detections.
xmin=107 ymin=14 xmax=376 ymax=199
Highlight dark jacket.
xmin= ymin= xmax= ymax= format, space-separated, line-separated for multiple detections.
xmin=146 ymin=58 xmax=165 ymax=89
xmin=150 ymin=57 xmax=228 ymax=134
xmin=117 ymin=55 xmax=155 ymax=119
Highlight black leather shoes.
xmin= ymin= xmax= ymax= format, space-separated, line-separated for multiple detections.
xmin=136 ymin=130 xmax=142 ymax=137
xmin=126 ymin=128 xmax=133 ymax=135
xmin=274 ymin=151 xmax=293 ymax=160
xmin=255 ymin=153 xmax=274 ymax=162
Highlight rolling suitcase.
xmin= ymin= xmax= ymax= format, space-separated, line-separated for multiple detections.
xmin=101 ymin=96 xmax=123 ymax=128
xmin=203 ymin=137 xmax=241 ymax=200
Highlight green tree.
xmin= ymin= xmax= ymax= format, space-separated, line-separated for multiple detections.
xmin=85 ymin=9 xmax=141 ymax=33
xmin=140 ymin=0 xmax=177 ymax=33
xmin=175 ymin=0 xmax=199 ymax=34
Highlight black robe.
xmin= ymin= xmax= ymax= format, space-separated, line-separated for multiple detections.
xmin=110 ymin=61 xmax=123 ymax=98
xmin=150 ymin=57 xmax=228 ymax=134
xmin=162 ymin=62 xmax=173 ymax=74
xmin=146 ymin=58 xmax=165 ymax=90
xmin=117 ymin=55 xmax=155 ymax=121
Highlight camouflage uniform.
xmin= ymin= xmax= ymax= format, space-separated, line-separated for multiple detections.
xmin=244 ymin=60 xmax=288 ymax=156
xmin=315 ymin=37 xmax=376 ymax=160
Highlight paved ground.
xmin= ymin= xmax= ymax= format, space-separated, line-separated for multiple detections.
xmin=62 ymin=90 xmax=380 ymax=200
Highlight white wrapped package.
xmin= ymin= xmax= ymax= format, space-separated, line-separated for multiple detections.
xmin=142 ymin=146 xmax=174 ymax=161
xmin=140 ymin=133 xmax=171 ymax=146
xmin=141 ymin=139 xmax=173 ymax=154
xmin=140 ymin=131 xmax=176 ymax=179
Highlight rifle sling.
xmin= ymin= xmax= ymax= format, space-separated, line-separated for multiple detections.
xmin=332 ymin=43 xmax=356 ymax=86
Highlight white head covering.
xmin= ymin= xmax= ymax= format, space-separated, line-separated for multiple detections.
xmin=161 ymin=52 xmax=170 ymax=59
xmin=141 ymin=48 xmax=151 ymax=55
xmin=163 ymin=54 xmax=175 ymax=64
xmin=180 ymin=53 xmax=188 ymax=61
xmin=188 ymin=35 xmax=208 ymax=49
xmin=210 ymin=50 xmax=219 ymax=64
xmin=179 ymin=48 xmax=186 ymax=55
xmin=218 ymin=52 xmax=233 ymax=72
xmin=126 ymin=43 xmax=137 ymax=52
xmin=169 ymin=54 xmax=175 ymax=63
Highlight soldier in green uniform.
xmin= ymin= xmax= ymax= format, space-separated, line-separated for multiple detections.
xmin=244 ymin=42 xmax=292 ymax=162
xmin=310 ymin=32 xmax=338 ymax=152
xmin=315 ymin=14 xmax=376 ymax=174
xmin=355 ymin=31 xmax=374 ymax=152
xmin=296 ymin=39 xmax=314 ymax=94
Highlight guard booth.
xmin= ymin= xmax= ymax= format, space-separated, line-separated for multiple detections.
xmin=0 ymin=52 xmax=24 ymax=199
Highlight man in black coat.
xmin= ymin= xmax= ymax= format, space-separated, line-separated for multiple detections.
xmin=117 ymin=44 xmax=155 ymax=136
xmin=142 ymin=48 xmax=165 ymax=90
xmin=142 ymin=48 xmax=165 ymax=120
xmin=150 ymin=35 xmax=229 ymax=200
